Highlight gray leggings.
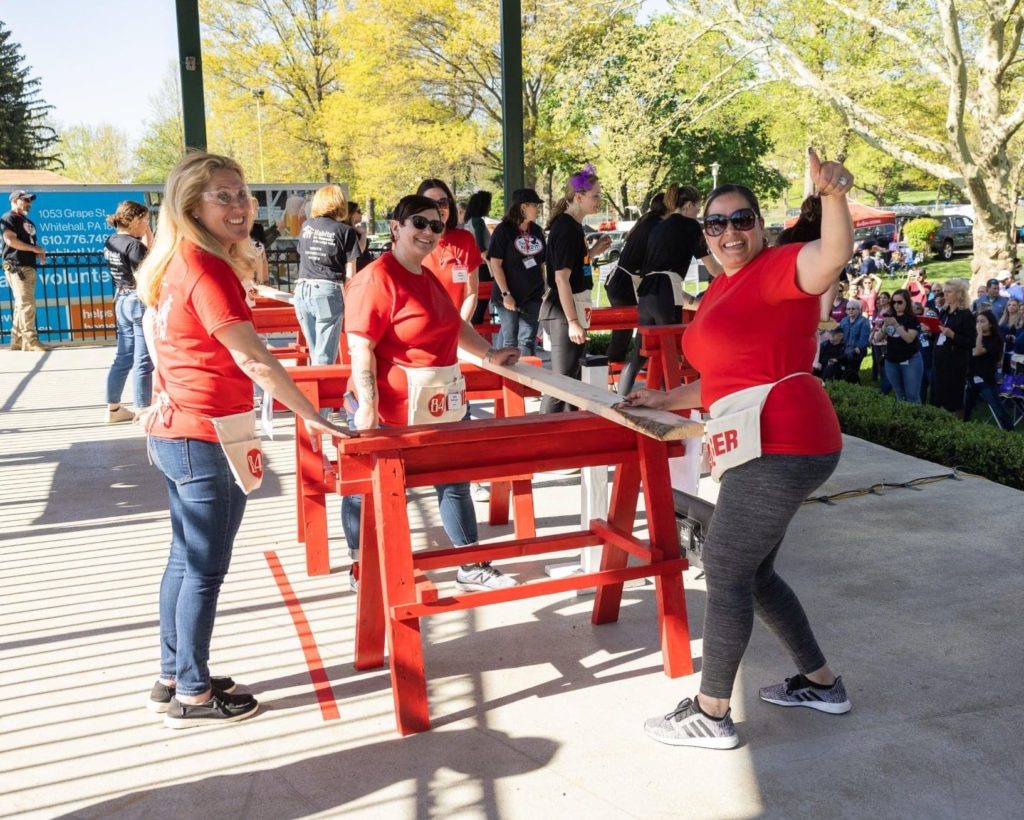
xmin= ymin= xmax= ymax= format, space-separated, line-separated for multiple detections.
xmin=699 ymin=451 xmax=841 ymax=699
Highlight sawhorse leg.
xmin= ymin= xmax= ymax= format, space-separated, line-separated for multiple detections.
xmin=592 ymin=459 xmax=641 ymax=625
xmin=638 ymin=435 xmax=693 ymax=677
xmin=354 ymin=492 xmax=385 ymax=670
xmin=372 ymin=451 xmax=430 ymax=734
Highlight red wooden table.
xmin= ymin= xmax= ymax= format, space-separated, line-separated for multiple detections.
xmin=334 ymin=407 xmax=694 ymax=735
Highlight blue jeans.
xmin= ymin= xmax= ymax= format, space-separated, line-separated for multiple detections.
xmin=964 ymin=380 xmax=1013 ymax=430
xmin=106 ymin=291 xmax=153 ymax=407
xmin=885 ymin=352 xmax=923 ymax=404
xmin=495 ymin=297 xmax=541 ymax=355
xmin=340 ymin=411 xmax=478 ymax=558
xmin=149 ymin=437 xmax=247 ymax=696
xmin=293 ymin=279 xmax=344 ymax=365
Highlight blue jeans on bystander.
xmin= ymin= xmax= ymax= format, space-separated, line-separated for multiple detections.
xmin=885 ymin=352 xmax=923 ymax=404
xmin=293 ymin=279 xmax=344 ymax=365
xmin=106 ymin=291 xmax=153 ymax=407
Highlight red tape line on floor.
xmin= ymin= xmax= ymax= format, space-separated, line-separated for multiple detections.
xmin=264 ymin=550 xmax=340 ymax=721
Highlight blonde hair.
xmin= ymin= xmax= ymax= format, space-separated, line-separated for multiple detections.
xmin=664 ymin=183 xmax=701 ymax=212
xmin=310 ymin=184 xmax=348 ymax=221
xmin=136 ymin=151 xmax=257 ymax=307
xmin=943 ymin=277 xmax=969 ymax=308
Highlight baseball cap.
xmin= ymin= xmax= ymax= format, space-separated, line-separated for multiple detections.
xmin=998 ymin=269 xmax=1012 ymax=281
xmin=9 ymin=190 xmax=35 ymax=203
xmin=986 ymin=278 xmax=1000 ymax=287
xmin=511 ymin=187 xmax=543 ymax=205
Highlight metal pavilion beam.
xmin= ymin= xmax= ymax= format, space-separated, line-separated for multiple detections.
xmin=175 ymin=0 xmax=208 ymax=150
xmin=500 ymin=0 xmax=525 ymax=205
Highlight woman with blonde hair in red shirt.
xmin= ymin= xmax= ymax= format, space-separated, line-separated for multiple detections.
xmin=624 ymin=150 xmax=855 ymax=749
xmin=137 ymin=151 xmax=345 ymax=728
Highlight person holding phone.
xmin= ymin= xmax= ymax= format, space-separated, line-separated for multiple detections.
xmin=872 ymin=288 xmax=922 ymax=403
xmin=931 ymin=277 xmax=976 ymax=415
xmin=624 ymin=149 xmax=853 ymax=750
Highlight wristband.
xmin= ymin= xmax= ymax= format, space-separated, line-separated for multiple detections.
xmin=502 ymin=291 xmax=511 ymax=298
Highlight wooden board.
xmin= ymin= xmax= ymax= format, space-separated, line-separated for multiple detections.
xmin=255 ymin=284 xmax=296 ymax=304
xmin=464 ymin=353 xmax=703 ymax=442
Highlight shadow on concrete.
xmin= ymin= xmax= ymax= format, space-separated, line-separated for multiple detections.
xmin=55 ymin=727 xmax=560 ymax=820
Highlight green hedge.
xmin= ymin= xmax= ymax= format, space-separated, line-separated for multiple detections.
xmin=824 ymin=381 xmax=1024 ymax=490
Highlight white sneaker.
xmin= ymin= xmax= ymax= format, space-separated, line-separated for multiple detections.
xmin=105 ymin=406 xmax=135 ymax=423
xmin=456 ymin=563 xmax=517 ymax=591
xmin=471 ymin=484 xmax=490 ymax=502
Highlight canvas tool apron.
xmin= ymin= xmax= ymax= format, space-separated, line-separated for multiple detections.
xmin=399 ymin=362 xmax=467 ymax=425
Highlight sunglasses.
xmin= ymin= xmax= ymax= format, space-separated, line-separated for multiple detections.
xmin=201 ymin=189 xmax=252 ymax=208
xmin=892 ymin=299 xmax=906 ymax=305
xmin=407 ymin=214 xmax=445 ymax=234
xmin=702 ymin=208 xmax=757 ymax=237
xmin=428 ymin=196 xmax=450 ymax=209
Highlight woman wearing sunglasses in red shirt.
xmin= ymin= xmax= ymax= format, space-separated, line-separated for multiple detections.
xmin=342 ymin=195 xmax=521 ymax=592
xmin=624 ymin=149 xmax=855 ymax=750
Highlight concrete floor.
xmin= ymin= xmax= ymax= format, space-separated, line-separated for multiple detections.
xmin=2 ymin=346 xmax=1022 ymax=820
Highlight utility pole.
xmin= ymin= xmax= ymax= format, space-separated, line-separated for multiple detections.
xmin=253 ymin=89 xmax=266 ymax=183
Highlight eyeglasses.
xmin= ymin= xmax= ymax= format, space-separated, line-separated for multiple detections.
xmin=201 ymin=189 xmax=252 ymax=208
xmin=408 ymin=214 xmax=445 ymax=234
xmin=428 ymin=197 xmax=450 ymax=209
xmin=702 ymin=208 xmax=757 ymax=237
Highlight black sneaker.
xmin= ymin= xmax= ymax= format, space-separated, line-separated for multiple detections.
xmin=164 ymin=690 xmax=259 ymax=729
xmin=759 ymin=674 xmax=852 ymax=714
xmin=643 ymin=697 xmax=739 ymax=749
xmin=147 ymin=676 xmax=237 ymax=713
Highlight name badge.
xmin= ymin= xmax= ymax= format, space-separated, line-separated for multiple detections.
xmin=447 ymin=390 xmax=463 ymax=410
xmin=452 ymin=265 xmax=469 ymax=283
xmin=523 ymin=256 xmax=537 ymax=269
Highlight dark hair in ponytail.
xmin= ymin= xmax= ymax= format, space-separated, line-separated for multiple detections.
xmin=107 ymin=200 xmax=149 ymax=229
xmin=663 ymin=183 xmax=701 ymax=212
xmin=776 ymin=194 xmax=821 ymax=245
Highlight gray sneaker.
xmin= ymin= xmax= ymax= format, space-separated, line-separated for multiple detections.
xmin=456 ymin=562 xmax=517 ymax=591
xmin=759 ymin=674 xmax=851 ymax=714
xmin=643 ymin=697 xmax=739 ymax=749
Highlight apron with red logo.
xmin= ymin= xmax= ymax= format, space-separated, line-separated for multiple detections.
xmin=705 ymin=373 xmax=811 ymax=483
xmin=399 ymin=362 xmax=467 ymax=425
xmin=572 ymin=289 xmax=594 ymax=329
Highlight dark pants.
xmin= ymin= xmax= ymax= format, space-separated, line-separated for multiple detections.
xmin=700 ymin=451 xmax=841 ymax=699
xmin=540 ymin=313 xmax=585 ymax=413
xmin=964 ymin=380 xmax=1013 ymax=430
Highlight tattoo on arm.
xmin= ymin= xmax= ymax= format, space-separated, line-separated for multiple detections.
xmin=358 ymin=369 xmax=377 ymax=401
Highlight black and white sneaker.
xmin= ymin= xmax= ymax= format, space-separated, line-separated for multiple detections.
xmin=643 ymin=697 xmax=739 ymax=750
xmin=759 ymin=674 xmax=851 ymax=714
xmin=164 ymin=690 xmax=259 ymax=729
xmin=147 ymin=676 xmax=237 ymax=713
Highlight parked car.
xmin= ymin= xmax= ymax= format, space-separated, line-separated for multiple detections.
xmin=593 ymin=230 xmax=627 ymax=265
xmin=926 ymin=214 xmax=974 ymax=259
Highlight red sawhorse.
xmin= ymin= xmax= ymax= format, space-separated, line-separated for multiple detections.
xmin=334 ymin=409 xmax=694 ymax=735
xmin=290 ymin=361 xmax=541 ymax=576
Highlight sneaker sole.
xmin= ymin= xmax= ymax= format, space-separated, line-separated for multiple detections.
xmin=455 ymin=581 xmax=516 ymax=593
xmin=644 ymin=729 xmax=739 ymax=750
xmin=163 ymin=702 xmax=258 ymax=729
xmin=759 ymin=695 xmax=851 ymax=714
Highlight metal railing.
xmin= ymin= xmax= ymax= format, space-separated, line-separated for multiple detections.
xmin=0 ymin=249 xmax=301 ymax=346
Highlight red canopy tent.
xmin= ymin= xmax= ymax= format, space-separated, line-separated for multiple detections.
xmin=784 ymin=199 xmax=896 ymax=231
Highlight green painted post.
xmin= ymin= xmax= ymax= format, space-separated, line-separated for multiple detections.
xmin=175 ymin=0 xmax=207 ymax=150
xmin=500 ymin=0 xmax=525 ymax=206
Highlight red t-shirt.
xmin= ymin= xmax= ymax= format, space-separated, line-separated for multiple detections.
xmin=425 ymin=227 xmax=483 ymax=311
xmin=150 ymin=241 xmax=254 ymax=442
xmin=344 ymin=251 xmax=463 ymax=425
xmin=684 ymin=243 xmax=842 ymax=455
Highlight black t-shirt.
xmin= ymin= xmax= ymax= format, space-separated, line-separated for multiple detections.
xmin=544 ymin=212 xmax=591 ymax=294
xmin=617 ymin=213 xmax=660 ymax=277
xmin=103 ymin=233 xmax=148 ymax=290
xmin=970 ymin=333 xmax=1003 ymax=384
xmin=486 ymin=221 xmax=545 ymax=304
xmin=641 ymin=213 xmax=708 ymax=275
xmin=883 ymin=312 xmax=921 ymax=363
xmin=297 ymin=216 xmax=357 ymax=282
xmin=1 ymin=211 xmax=39 ymax=267
xmin=466 ymin=216 xmax=492 ymax=281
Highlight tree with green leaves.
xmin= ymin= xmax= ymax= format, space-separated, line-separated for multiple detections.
xmin=0 ymin=22 xmax=60 ymax=170
xmin=132 ymin=66 xmax=186 ymax=184
xmin=671 ymin=0 xmax=1024 ymax=283
xmin=57 ymin=123 xmax=133 ymax=183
